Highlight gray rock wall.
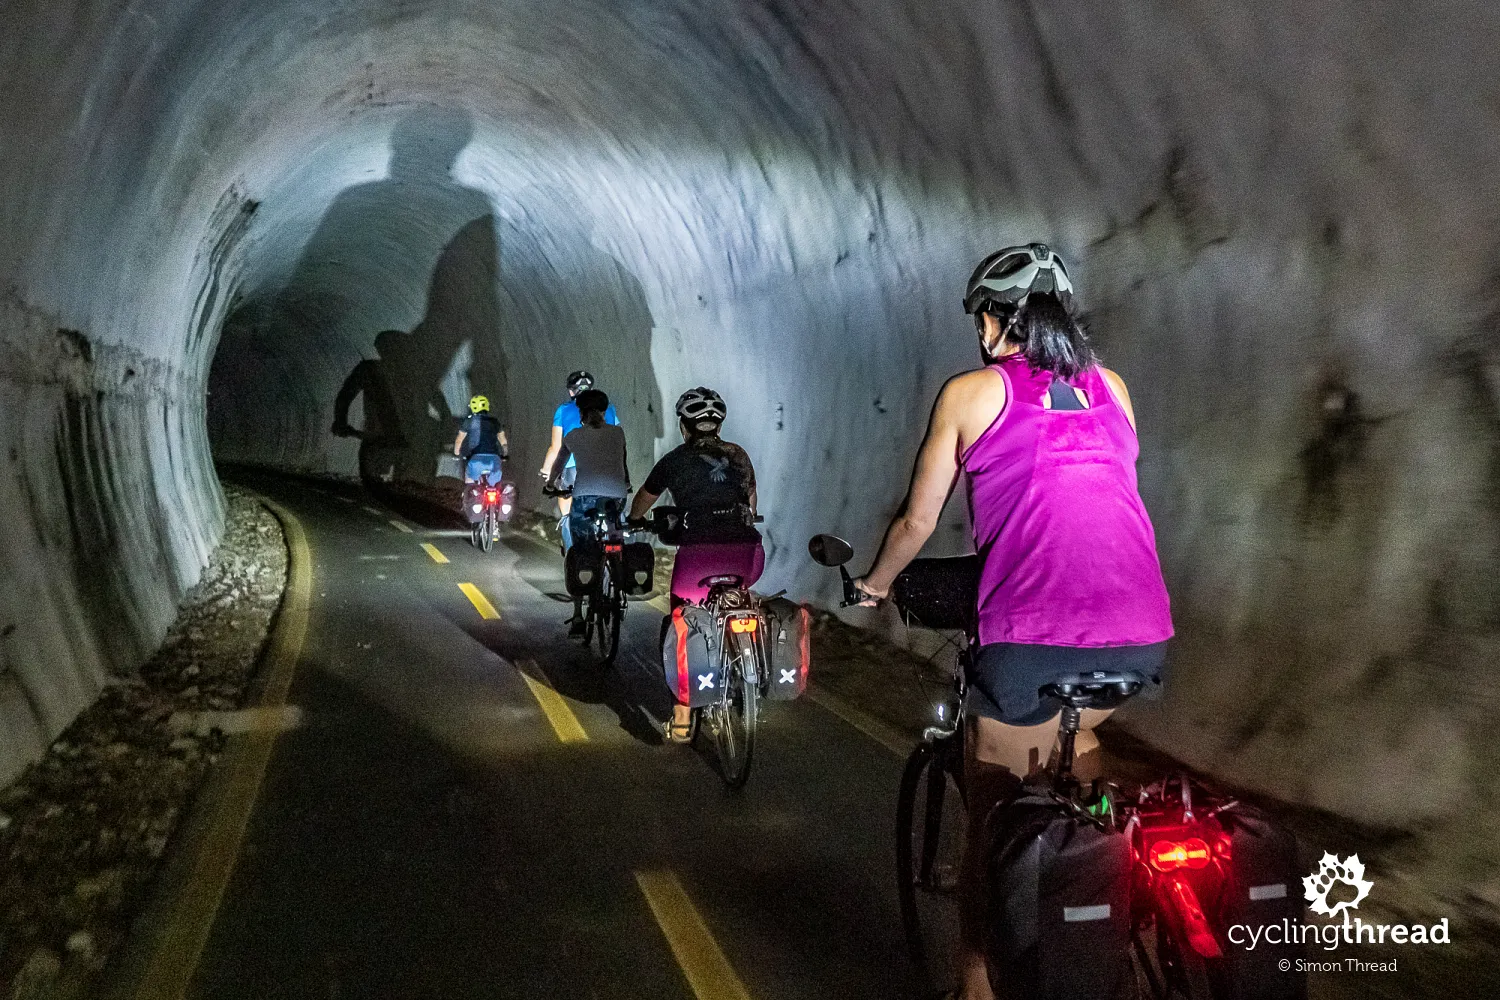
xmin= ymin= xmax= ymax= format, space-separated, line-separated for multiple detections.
xmin=3 ymin=0 xmax=1498 ymax=894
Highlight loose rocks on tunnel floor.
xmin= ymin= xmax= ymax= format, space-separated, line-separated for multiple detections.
xmin=0 ymin=485 xmax=287 ymax=996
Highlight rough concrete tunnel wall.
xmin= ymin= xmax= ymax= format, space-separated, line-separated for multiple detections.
xmin=3 ymin=0 xmax=1498 ymax=887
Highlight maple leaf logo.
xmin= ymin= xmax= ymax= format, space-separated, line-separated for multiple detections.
xmin=1303 ymin=852 xmax=1373 ymax=917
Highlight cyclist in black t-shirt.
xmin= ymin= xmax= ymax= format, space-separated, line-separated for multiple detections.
xmin=630 ymin=387 xmax=763 ymax=742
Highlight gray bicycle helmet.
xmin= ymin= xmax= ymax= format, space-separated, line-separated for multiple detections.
xmin=963 ymin=243 xmax=1075 ymax=315
xmin=566 ymin=370 xmax=594 ymax=392
xmin=675 ymin=387 xmax=727 ymax=427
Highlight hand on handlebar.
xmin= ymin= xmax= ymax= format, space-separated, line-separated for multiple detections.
xmin=850 ymin=576 xmax=885 ymax=608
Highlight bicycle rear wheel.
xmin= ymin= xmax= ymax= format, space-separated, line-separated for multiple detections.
xmin=713 ymin=639 xmax=757 ymax=788
xmin=595 ymin=568 xmax=622 ymax=664
xmin=896 ymin=738 xmax=965 ymax=982
xmin=478 ymin=511 xmax=495 ymax=552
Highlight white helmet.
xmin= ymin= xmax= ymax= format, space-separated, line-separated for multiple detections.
xmin=964 ymin=243 xmax=1075 ymax=315
xmin=675 ymin=387 xmax=727 ymax=427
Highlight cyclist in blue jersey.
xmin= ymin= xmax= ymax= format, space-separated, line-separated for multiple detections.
xmin=539 ymin=370 xmax=619 ymax=516
xmin=453 ymin=394 xmax=508 ymax=483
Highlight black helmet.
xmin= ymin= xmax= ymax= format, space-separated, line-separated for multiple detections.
xmin=675 ymin=387 xmax=727 ymax=427
xmin=566 ymin=370 xmax=594 ymax=392
xmin=964 ymin=243 xmax=1075 ymax=315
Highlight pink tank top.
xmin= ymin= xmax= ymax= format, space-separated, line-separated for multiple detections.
xmin=963 ymin=356 xmax=1173 ymax=647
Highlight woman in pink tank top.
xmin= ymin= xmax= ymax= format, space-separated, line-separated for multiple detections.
xmin=854 ymin=244 xmax=1172 ymax=1000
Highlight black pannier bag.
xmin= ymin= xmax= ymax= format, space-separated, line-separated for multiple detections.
xmin=766 ymin=603 xmax=811 ymax=700
xmin=564 ymin=542 xmax=601 ymax=597
xmin=985 ymin=798 xmax=1135 ymax=1000
xmin=1212 ymin=806 xmax=1306 ymax=1000
xmin=892 ymin=554 xmax=981 ymax=631
xmin=621 ymin=541 xmax=655 ymax=595
xmin=461 ymin=480 xmax=517 ymax=523
xmin=662 ymin=605 xmax=724 ymax=708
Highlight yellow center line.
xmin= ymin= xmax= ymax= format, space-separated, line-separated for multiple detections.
xmin=636 ymin=870 xmax=753 ymax=1000
xmin=133 ymin=494 xmax=312 ymax=1000
xmin=648 ymin=593 xmax=672 ymax=614
xmin=516 ymin=660 xmax=589 ymax=743
xmin=388 ymin=519 xmax=413 ymax=533
xmin=421 ymin=542 xmax=450 ymax=564
xmin=457 ymin=582 xmax=500 ymax=619
xmin=361 ymin=505 xmax=382 ymax=517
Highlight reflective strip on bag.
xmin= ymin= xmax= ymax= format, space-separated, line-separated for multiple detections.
xmin=1249 ymin=884 xmax=1288 ymax=901
xmin=673 ymin=607 xmax=691 ymax=705
xmin=798 ymin=605 xmax=811 ymax=685
xmin=1062 ymin=904 xmax=1111 ymax=922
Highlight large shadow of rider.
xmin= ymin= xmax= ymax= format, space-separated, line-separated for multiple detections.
xmin=210 ymin=106 xmax=507 ymax=486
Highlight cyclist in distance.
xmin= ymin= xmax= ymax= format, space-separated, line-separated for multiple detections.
xmin=452 ymin=394 xmax=508 ymax=484
xmin=629 ymin=387 xmax=762 ymax=744
xmin=545 ymin=389 xmax=630 ymax=637
xmin=540 ymin=370 xmax=620 ymax=517
xmin=851 ymin=244 xmax=1173 ymax=1000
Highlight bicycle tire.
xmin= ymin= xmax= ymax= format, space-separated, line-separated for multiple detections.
xmin=896 ymin=736 xmax=966 ymax=981
xmin=596 ymin=568 xmax=622 ymax=664
xmin=714 ymin=637 xmax=756 ymax=788
xmin=478 ymin=511 xmax=495 ymax=552
xmin=896 ymin=743 xmax=937 ymax=965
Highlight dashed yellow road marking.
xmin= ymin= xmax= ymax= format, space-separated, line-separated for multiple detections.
xmin=517 ymin=660 xmax=589 ymax=743
xmin=337 ymin=496 xmax=356 ymax=504
xmin=421 ymin=543 xmax=449 ymax=564
xmin=388 ymin=519 xmax=413 ymax=533
xmin=636 ymin=870 xmax=753 ymax=1000
xmin=133 ymin=494 xmax=311 ymax=1000
xmin=457 ymin=582 xmax=500 ymax=619
xmin=361 ymin=505 xmax=382 ymax=517
xmin=648 ymin=594 xmax=672 ymax=614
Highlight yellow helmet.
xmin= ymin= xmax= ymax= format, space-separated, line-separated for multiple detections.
xmin=468 ymin=395 xmax=490 ymax=414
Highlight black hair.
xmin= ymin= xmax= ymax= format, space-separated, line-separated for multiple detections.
xmin=575 ymin=389 xmax=609 ymax=426
xmin=984 ymin=292 xmax=1096 ymax=378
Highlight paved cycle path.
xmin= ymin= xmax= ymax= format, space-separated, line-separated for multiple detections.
xmin=180 ymin=474 xmax=921 ymax=999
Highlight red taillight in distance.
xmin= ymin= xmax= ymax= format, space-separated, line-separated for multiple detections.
xmin=485 ymin=489 xmax=499 ymax=504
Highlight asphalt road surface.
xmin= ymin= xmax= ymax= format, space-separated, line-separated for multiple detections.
xmin=180 ymin=475 xmax=924 ymax=999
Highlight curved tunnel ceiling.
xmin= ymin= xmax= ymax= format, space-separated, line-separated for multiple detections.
xmin=3 ymin=0 xmax=1499 ymax=890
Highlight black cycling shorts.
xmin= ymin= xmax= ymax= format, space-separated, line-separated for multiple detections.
xmin=558 ymin=465 xmax=577 ymax=490
xmin=966 ymin=641 xmax=1168 ymax=726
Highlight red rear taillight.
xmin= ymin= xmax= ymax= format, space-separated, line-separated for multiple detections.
xmin=729 ymin=617 xmax=759 ymax=633
xmin=604 ymin=544 xmax=623 ymax=554
xmin=1149 ymin=838 xmax=1212 ymax=872
xmin=485 ymin=490 xmax=499 ymax=503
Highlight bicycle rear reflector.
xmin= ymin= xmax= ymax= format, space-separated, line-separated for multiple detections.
xmin=1148 ymin=838 xmax=1211 ymax=872
xmin=729 ymin=616 xmax=758 ymax=633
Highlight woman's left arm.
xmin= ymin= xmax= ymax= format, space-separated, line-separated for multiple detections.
xmin=856 ymin=382 xmax=964 ymax=599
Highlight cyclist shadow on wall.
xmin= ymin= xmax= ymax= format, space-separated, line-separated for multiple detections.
xmin=492 ymin=185 xmax=663 ymax=504
xmin=210 ymin=106 xmax=507 ymax=487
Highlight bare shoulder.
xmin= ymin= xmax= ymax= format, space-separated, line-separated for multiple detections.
xmin=940 ymin=366 xmax=1006 ymax=406
xmin=1098 ymin=367 xmax=1137 ymax=428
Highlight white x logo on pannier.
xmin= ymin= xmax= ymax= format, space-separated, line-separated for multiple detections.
xmin=697 ymin=673 xmax=715 ymax=690
xmin=779 ymin=669 xmax=797 ymax=684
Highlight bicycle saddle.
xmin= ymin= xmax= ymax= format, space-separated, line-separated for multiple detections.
xmin=1039 ymin=672 xmax=1144 ymax=710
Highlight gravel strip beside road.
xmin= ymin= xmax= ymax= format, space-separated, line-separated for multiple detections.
xmin=0 ymin=486 xmax=287 ymax=998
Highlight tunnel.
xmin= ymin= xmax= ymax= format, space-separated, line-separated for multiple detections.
xmin=3 ymin=0 xmax=1500 ymax=962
